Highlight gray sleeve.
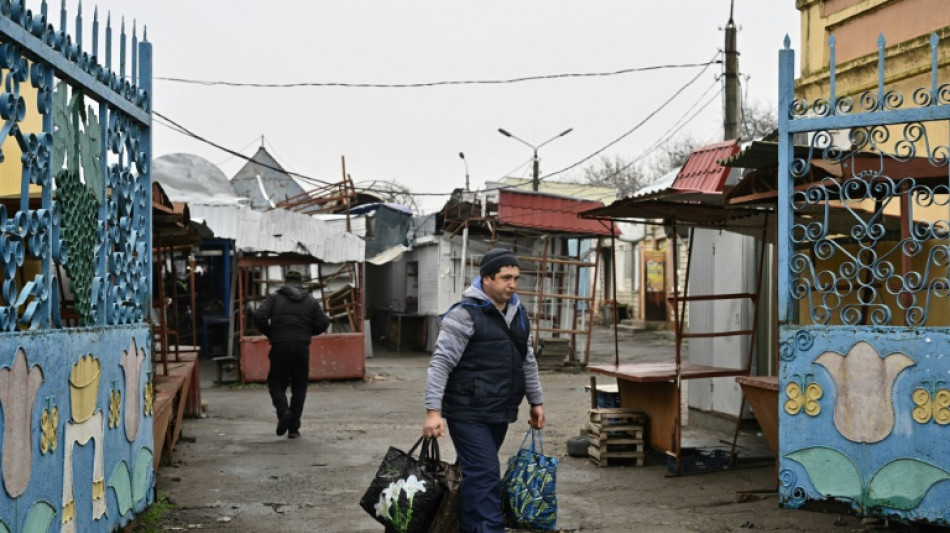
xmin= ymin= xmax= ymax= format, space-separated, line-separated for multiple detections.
xmin=523 ymin=340 xmax=544 ymax=406
xmin=424 ymin=306 xmax=474 ymax=411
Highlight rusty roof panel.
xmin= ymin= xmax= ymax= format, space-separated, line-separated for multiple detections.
xmin=671 ymin=139 xmax=739 ymax=193
xmin=497 ymin=189 xmax=616 ymax=236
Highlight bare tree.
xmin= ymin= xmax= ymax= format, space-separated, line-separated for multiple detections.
xmin=576 ymin=134 xmax=707 ymax=197
xmin=579 ymin=155 xmax=649 ymax=197
xmin=741 ymin=100 xmax=778 ymax=141
xmin=645 ymin=135 xmax=702 ymax=178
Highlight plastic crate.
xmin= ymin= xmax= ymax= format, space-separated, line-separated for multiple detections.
xmin=668 ymin=448 xmax=732 ymax=474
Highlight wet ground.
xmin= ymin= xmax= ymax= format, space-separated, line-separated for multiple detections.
xmin=147 ymin=328 xmax=909 ymax=532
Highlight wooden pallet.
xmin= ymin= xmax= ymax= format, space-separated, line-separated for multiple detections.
xmin=587 ymin=408 xmax=647 ymax=467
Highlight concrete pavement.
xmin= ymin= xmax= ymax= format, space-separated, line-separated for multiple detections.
xmin=150 ymin=328 xmax=875 ymax=532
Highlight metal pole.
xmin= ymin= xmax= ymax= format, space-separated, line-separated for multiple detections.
xmin=189 ymin=255 xmax=198 ymax=347
xmin=532 ymin=149 xmax=540 ymax=191
xmin=611 ymin=224 xmax=620 ymax=367
xmin=724 ymin=7 xmax=741 ymax=140
xmin=459 ymin=222 xmax=469 ymax=296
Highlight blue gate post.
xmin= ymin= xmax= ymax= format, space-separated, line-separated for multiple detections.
xmin=777 ymin=36 xmax=794 ymax=326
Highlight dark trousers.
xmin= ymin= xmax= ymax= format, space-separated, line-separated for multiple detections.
xmin=447 ymin=419 xmax=509 ymax=533
xmin=267 ymin=342 xmax=309 ymax=429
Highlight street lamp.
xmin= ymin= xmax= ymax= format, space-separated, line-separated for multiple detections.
xmin=458 ymin=152 xmax=470 ymax=192
xmin=497 ymin=127 xmax=573 ymax=191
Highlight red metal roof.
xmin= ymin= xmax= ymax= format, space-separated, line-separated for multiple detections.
xmin=671 ymin=139 xmax=739 ymax=193
xmin=497 ymin=189 xmax=616 ymax=236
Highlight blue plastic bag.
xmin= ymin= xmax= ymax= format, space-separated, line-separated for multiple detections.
xmin=501 ymin=428 xmax=559 ymax=530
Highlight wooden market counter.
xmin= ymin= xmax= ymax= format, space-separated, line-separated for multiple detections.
xmin=588 ymin=362 xmax=748 ymax=469
xmin=735 ymin=375 xmax=779 ymax=455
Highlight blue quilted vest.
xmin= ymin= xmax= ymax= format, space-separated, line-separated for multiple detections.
xmin=441 ymin=298 xmax=531 ymax=423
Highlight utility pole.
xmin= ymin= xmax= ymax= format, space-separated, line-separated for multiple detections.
xmin=724 ymin=0 xmax=741 ymax=141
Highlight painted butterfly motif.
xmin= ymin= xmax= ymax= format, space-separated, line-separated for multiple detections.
xmin=785 ymin=377 xmax=822 ymax=416
xmin=912 ymin=386 xmax=950 ymax=425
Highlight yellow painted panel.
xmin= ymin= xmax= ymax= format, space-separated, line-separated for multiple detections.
xmin=0 ymin=84 xmax=43 ymax=198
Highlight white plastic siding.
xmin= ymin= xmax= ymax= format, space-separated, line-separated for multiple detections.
xmin=687 ymin=229 xmax=755 ymax=417
xmin=416 ymin=245 xmax=440 ymax=315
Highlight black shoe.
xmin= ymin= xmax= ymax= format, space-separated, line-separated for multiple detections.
xmin=287 ymin=429 xmax=300 ymax=439
xmin=276 ymin=411 xmax=294 ymax=436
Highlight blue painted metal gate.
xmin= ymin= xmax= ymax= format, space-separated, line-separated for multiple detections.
xmin=778 ymin=34 xmax=950 ymax=525
xmin=0 ymin=1 xmax=153 ymax=532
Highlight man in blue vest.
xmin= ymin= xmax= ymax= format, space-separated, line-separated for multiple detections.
xmin=423 ymin=248 xmax=545 ymax=533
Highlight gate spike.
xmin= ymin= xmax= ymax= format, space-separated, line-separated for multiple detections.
xmin=76 ymin=1 xmax=82 ymax=51
xmin=119 ymin=16 xmax=125 ymax=79
xmin=877 ymin=33 xmax=886 ymax=104
xmin=92 ymin=6 xmax=97 ymax=59
xmin=105 ymin=11 xmax=111 ymax=70
xmin=132 ymin=20 xmax=137 ymax=85
xmin=931 ymin=32 xmax=939 ymax=103
xmin=829 ymin=34 xmax=836 ymax=114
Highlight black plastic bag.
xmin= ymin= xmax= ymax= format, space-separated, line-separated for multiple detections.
xmin=360 ymin=437 xmax=446 ymax=533
xmin=427 ymin=454 xmax=461 ymax=533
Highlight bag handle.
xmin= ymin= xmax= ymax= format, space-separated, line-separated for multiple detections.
xmin=420 ymin=437 xmax=441 ymax=463
xmin=406 ymin=437 xmax=425 ymax=457
xmin=518 ymin=428 xmax=544 ymax=454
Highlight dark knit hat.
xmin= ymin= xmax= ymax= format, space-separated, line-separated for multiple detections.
xmin=285 ymin=270 xmax=304 ymax=283
xmin=479 ymin=249 xmax=520 ymax=277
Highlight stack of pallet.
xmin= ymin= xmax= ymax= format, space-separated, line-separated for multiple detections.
xmin=587 ymin=407 xmax=647 ymax=467
xmin=536 ymin=338 xmax=571 ymax=370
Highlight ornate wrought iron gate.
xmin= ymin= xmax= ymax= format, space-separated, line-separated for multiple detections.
xmin=778 ymin=34 xmax=950 ymax=525
xmin=0 ymin=2 xmax=154 ymax=532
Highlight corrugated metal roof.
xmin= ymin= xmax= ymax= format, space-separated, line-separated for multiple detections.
xmin=189 ymin=203 xmax=364 ymax=263
xmin=496 ymin=189 xmax=616 ymax=236
xmin=671 ymin=139 xmax=739 ymax=193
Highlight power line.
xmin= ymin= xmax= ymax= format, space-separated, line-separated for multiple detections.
xmin=539 ymin=51 xmax=722 ymax=181
xmin=151 ymin=56 xmax=724 ymax=203
xmin=153 ymin=111 xmax=335 ymax=186
xmin=531 ymin=81 xmax=723 ymax=202
xmin=155 ymin=61 xmax=721 ymax=89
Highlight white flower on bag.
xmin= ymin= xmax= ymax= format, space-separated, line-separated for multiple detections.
xmin=403 ymin=475 xmax=426 ymax=498
xmin=375 ymin=475 xmax=427 ymax=533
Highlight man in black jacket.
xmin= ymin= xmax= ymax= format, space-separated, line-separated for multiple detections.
xmin=253 ymin=269 xmax=330 ymax=439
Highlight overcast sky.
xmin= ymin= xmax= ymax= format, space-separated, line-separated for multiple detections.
xmin=83 ymin=0 xmax=801 ymax=212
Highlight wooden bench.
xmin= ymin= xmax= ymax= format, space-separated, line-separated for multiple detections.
xmin=151 ymin=391 xmax=175 ymax=470
xmin=153 ymin=367 xmax=192 ymax=466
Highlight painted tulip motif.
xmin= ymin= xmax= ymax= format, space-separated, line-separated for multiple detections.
xmin=0 ymin=348 xmax=44 ymax=498
xmin=814 ymin=340 xmax=913 ymax=443
xmin=786 ymin=340 xmax=950 ymax=512
xmin=120 ymin=337 xmax=146 ymax=440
